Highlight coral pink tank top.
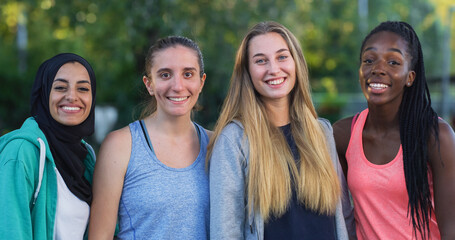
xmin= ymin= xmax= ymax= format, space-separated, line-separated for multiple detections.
xmin=346 ymin=109 xmax=440 ymax=240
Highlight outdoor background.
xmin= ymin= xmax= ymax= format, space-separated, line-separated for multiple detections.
xmin=1 ymin=0 xmax=454 ymax=148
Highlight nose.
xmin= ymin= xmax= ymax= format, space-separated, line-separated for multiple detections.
xmin=268 ymin=60 xmax=280 ymax=75
xmin=66 ymin=87 xmax=78 ymax=102
xmin=172 ymin=75 xmax=184 ymax=91
xmin=371 ymin=61 xmax=386 ymax=76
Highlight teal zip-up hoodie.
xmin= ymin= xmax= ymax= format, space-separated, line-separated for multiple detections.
xmin=0 ymin=117 xmax=95 ymax=240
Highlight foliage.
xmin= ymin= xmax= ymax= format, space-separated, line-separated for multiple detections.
xmin=0 ymin=0 xmax=453 ymax=138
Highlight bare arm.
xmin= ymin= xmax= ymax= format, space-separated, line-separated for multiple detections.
xmin=333 ymin=117 xmax=354 ymax=180
xmin=429 ymin=120 xmax=455 ymax=239
xmin=88 ymin=127 xmax=131 ymax=239
xmin=333 ymin=117 xmax=357 ymax=239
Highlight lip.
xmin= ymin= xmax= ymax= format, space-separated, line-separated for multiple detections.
xmin=59 ymin=104 xmax=83 ymax=113
xmin=367 ymin=81 xmax=390 ymax=94
xmin=264 ymin=77 xmax=286 ymax=88
xmin=167 ymin=96 xmax=190 ymax=104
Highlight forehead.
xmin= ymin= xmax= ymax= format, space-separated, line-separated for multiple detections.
xmin=54 ymin=62 xmax=90 ymax=83
xmin=152 ymin=45 xmax=200 ymax=71
xmin=248 ymin=32 xmax=289 ymax=56
xmin=363 ymin=31 xmax=409 ymax=54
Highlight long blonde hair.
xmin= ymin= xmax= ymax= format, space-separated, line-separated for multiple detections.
xmin=207 ymin=21 xmax=341 ymax=221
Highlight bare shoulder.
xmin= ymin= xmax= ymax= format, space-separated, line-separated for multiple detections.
xmin=332 ymin=117 xmax=355 ymax=152
xmin=429 ymin=119 xmax=455 ymax=150
xmin=437 ymin=118 xmax=455 ymax=142
xmin=97 ymin=125 xmax=132 ymax=168
xmin=428 ymin=118 xmax=455 ymax=168
xmin=102 ymin=125 xmax=132 ymax=148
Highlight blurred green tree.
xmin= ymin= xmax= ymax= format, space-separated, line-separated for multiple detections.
xmin=0 ymin=0 xmax=452 ymax=137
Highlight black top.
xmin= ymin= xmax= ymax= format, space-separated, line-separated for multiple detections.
xmin=264 ymin=124 xmax=336 ymax=240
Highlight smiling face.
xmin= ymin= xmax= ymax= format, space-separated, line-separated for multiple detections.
xmin=360 ymin=31 xmax=416 ymax=107
xmin=49 ymin=62 xmax=92 ymax=126
xmin=248 ymin=32 xmax=296 ymax=107
xmin=145 ymin=45 xmax=205 ymax=118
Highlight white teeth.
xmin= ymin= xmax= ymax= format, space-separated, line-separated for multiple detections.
xmin=369 ymin=83 xmax=388 ymax=89
xmin=168 ymin=97 xmax=188 ymax=102
xmin=62 ymin=106 xmax=80 ymax=111
xmin=267 ymin=78 xmax=284 ymax=85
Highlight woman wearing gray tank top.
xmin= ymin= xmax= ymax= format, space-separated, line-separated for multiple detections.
xmin=88 ymin=36 xmax=212 ymax=239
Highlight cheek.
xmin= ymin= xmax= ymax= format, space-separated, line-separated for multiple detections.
xmin=359 ymin=67 xmax=368 ymax=80
xmin=85 ymin=95 xmax=93 ymax=111
xmin=250 ymin=79 xmax=263 ymax=94
xmin=248 ymin=65 xmax=262 ymax=82
xmin=251 ymin=71 xmax=264 ymax=86
xmin=48 ymin=91 xmax=59 ymax=108
xmin=190 ymin=81 xmax=204 ymax=94
xmin=394 ymin=71 xmax=408 ymax=81
xmin=152 ymin=84 xmax=166 ymax=94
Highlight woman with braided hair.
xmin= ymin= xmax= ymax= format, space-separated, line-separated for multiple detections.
xmin=333 ymin=21 xmax=455 ymax=239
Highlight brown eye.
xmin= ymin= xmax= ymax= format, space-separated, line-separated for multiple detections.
xmin=54 ymin=86 xmax=66 ymax=91
xmin=184 ymin=72 xmax=193 ymax=78
xmin=160 ymin=72 xmax=171 ymax=79
xmin=79 ymin=87 xmax=90 ymax=92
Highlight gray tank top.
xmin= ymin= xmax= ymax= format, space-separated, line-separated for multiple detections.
xmin=116 ymin=120 xmax=209 ymax=239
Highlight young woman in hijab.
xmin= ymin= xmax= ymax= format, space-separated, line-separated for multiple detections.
xmin=0 ymin=53 xmax=97 ymax=240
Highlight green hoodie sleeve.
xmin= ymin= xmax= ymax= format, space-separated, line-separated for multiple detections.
xmin=0 ymin=139 xmax=39 ymax=240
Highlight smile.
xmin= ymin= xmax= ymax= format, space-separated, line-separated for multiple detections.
xmin=266 ymin=78 xmax=285 ymax=85
xmin=369 ymin=83 xmax=388 ymax=89
xmin=168 ymin=96 xmax=189 ymax=102
xmin=61 ymin=106 xmax=81 ymax=111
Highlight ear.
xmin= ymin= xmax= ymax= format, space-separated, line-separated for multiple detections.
xmin=406 ymin=70 xmax=416 ymax=87
xmin=143 ymin=76 xmax=154 ymax=96
xmin=199 ymin=73 xmax=206 ymax=93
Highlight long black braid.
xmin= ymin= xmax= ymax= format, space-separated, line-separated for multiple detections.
xmin=360 ymin=21 xmax=440 ymax=239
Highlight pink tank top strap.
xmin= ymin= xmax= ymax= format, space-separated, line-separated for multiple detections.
xmin=351 ymin=112 xmax=360 ymax=134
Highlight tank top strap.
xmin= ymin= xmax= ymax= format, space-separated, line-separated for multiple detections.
xmin=139 ymin=120 xmax=155 ymax=153
xmin=193 ymin=122 xmax=209 ymax=150
xmin=128 ymin=120 xmax=143 ymax=144
xmin=128 ymin=120 xmax=150 ymax=159
xmin=347 ymin=109 xmax=369 ymax=154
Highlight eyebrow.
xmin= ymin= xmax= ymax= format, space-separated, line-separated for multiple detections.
xmin=156 ymin=67 xmax=197 ymax=73
xmin=183 ymin=67 xmax=197 ymax=72
xmin=252 ymin=48 xmax=290 ymax=58
xmin=53 ymin=78 xmax=91 ymax=84
xmin=363 ymin=47 xmax=404 ymax=56
xmin=156 ymin=68 xmax=172 ymax=73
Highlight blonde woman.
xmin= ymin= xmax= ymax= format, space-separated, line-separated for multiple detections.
xmin=208 ymin=21 xmax=354 ymax=239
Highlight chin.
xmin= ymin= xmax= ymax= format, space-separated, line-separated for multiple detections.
xmin=56 ymin=118 xmax=86 ymax=126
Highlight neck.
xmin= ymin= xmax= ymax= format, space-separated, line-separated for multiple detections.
xmin=366 ymin=103 xmax=400 ymax=132
xmin=264 ymin=98 xmax=290 ymax=127
xmin=146 ymin=112 xmax=194 ymax=136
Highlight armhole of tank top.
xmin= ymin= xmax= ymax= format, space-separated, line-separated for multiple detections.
xmin=139 ymin=120 xmax=154 ymax=153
